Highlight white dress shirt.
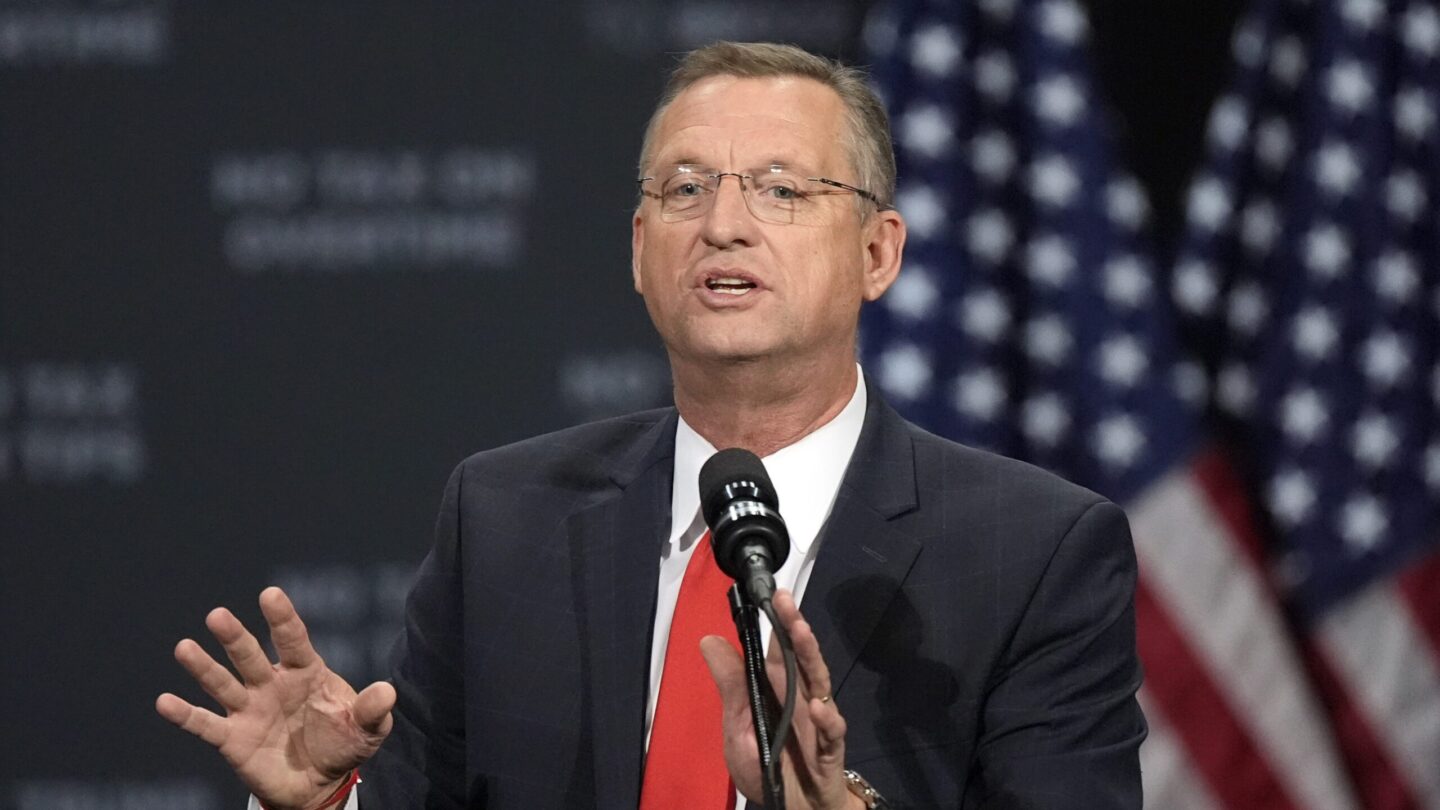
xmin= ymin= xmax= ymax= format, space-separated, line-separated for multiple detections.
xmin=249 ymin=372 xmax=867 ymax=810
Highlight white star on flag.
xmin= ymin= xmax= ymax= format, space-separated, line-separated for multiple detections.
xmin=1032 ymin=74 xmax=1086 ymax=126
xmin=1020 ymin=392 xmax=1070 ymax=446
xmin=1024 ymin=315 xmax=1074 ymax=365
xmin=964 ymin=208 xmax=1015 ymax=264
xmin=1313 ymin=140 xmax=1362 ymax=196
xmin=895 ymin=185 xmax=946 ymax=239
xmin=957 ymin=288 xmax=1011 ymax=343
xmin=1281 ymin=387 xmax=1331 ymax=444
xmin=1233 ymin=20 xmax=1266 ymax=68
xmin=1373 ymin=250 xmax=1420 ymax=305
xmin=1226 ymin=282 xmax=1269 ymax=337
xmin=1241 ymin=199 xmax=1281 ymax=255
xmin=1385 ymin=170 xmax=1427 ymax=222
xmin=1187 ymin=176 xmax=1234 ymax=231
xmin=978 ymin=0 xmax=1018 ymax=22
xmin=1208 ymin=95 xmax=1250 ymax=151
xmin=885 ymin=265 xmax=940 ymax=320
xmin=1028 ymin=154 xmax=1080 ymax=207
xmin=1097 ymin=335 xmax=1149 ymax=387
xmin=1269 ymin=468 xmax=1318 ymax=528
xmin=1218 ymin=362 xmax=1259 ymax=414
xmin=952 ymin=368 xmax=1007 ymax=420
xmin=1025 ymin=235 xmax=1077 ymax=287
xmin=1270 ymin=36 xmax=1308 ymax=88
xmin=1341 ymin=0 xmax=1386 ymax=31
xmin=1360 ymin=330 xmax=1411 ymax=388
xmin=877 ymin=343 xmax=932 ymax=400
xmin=1256 ymin=117 xmax=1295 ymax=171
xmin=970 ymin=130 xmax=1017 ymax=184
xmin=1102 ymin=255 xmax=1152 ymax=309
xmin=1394 ymin=86 xmax=1437 ymax=141
xmin=1339 ymin=494 xmax=1387 ymax=554
xmin=1038 ymin=0 xmax=1088 ymax=44
xmin=1105 ymin=177 xmax=1149 ymax=229
xmin=909 ymin=24 xmax=963 ymax=78
xmin=1173 ymin=258 xmax=1220 ymax=315
xmin=974 ymin=51 xmax=1017 ymax=102
xmin=1092 ymin=414 xmax=1146 ymax=468
xmin=900 ymin=103 xmax=956 ymax=159
xmin=1351 ymin=411 xmax=1400 ymax=470
xmin=1402 ymin=4 xmax=1440 ymax=58
xmin=1302 ymin=224 xmax=1351 ymax=279
xmin=1325 ymin=60 xmax=1376 ymax=114
xmin=1292 ymin=306 xmax=1341 ymax=361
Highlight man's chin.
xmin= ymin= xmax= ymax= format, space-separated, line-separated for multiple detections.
xmin=676 ymin=338 xmax=781 ymax=367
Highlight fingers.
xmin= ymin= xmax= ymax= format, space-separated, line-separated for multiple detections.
xmin=770 ymin=590 xmax=849 ymax=777
xmin=353 ymin=681 xmax=397 ymax=737
xmin=155 ymin=692 xmax=230 ymax=747
xmin=259 ymin=586 xmax=322 ymax=669
xmin=173 ymin=638 xmax=250 ymax=711
xmin=699 ymin=635 xmax=750 ymax=717
xmin=206 ymin=607 xmax=276 ymax=686
xmin=809 ymin=692 xmax=847 ymax=762
xmin=773 ymin=590 xmax=833 ymax=704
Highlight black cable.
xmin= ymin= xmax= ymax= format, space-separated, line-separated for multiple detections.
xmin=760 ymin=597 xmax=798 ymax=803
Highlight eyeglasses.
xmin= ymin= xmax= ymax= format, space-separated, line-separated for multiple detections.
xmin=636 ymin=165 xmax=889 ymax=225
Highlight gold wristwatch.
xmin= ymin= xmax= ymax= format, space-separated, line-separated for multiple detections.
xmin=842 ymin=769 xmax=890 ymax=809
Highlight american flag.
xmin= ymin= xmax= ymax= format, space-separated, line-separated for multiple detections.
xmin=859 ymin=0 xmax=1440 ymax=807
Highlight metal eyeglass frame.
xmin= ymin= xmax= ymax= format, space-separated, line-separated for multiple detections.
xmin=636 ymin=169 xmax=890 ymax=222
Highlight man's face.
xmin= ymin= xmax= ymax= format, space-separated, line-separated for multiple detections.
xmin=632 ymin=75 xmax=903 ymax=370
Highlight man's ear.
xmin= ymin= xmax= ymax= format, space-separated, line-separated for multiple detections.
xmin=861 ymin=209 xmax=907 ymax=302
xmin=632 ymin=212 xmax=645 ymax=295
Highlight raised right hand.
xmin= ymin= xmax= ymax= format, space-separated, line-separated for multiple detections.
xmin=156 ymin=586 xmax=395 ymax=810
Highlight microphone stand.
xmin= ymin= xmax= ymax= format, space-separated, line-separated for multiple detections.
xmin=728 ymin=583 xmax=786 ymax=810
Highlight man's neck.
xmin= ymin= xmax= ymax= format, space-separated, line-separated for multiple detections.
xmin=670 ymin=354 xmax=859 ymax=458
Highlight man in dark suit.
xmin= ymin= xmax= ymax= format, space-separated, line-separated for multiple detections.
xmin=158 ymin=42 xmax=1145 ymax=809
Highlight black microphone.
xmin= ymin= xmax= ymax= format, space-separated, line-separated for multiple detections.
xmin=699 ymin=448 xmax=790 ymax=605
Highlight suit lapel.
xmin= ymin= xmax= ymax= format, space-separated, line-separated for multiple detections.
xmin=568 ymin=411 xmax=677 ymax=808
xmin=802 ymin=392 xmax=923 ymax=700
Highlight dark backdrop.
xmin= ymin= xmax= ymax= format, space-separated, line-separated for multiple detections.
xmin=0 ymin=2 xmax=1237 ymax=806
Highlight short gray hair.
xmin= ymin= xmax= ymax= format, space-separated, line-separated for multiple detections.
xmin=638 ymin=41 xmax=896 ymax=209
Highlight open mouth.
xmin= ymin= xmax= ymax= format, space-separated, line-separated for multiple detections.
xmin=705 ymin=277 xmax=758 ymax=295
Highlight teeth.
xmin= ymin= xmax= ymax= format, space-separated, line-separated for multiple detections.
xmin=706 ymin=276 xmax=756 ymax=293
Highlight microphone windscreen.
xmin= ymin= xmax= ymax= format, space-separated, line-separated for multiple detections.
xmin=699 ymin=448 xmax=778 ymax=528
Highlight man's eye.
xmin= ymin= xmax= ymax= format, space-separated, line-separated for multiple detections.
xmin=668 ymin=182 xmax=706 ymax=198
xmin=760 ymin=184 xmax=801 ymax=201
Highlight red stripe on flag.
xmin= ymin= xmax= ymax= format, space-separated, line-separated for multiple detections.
xmin=1397 ymin=550 xmax=1440 ymax=667
xmin=1302 ymin=638 xmax=1420 ymax=810
xmin=1134 ymin=577 xmax=1302 ymax=810
xmin=1190 ymin=449 xmax=1269 ymax=572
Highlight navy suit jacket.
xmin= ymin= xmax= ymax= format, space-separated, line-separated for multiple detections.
xmin=360 ymin=392 xmax=1146 ymax=808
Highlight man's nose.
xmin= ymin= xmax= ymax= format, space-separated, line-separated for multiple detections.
xmin=700 ymin=173 xmax=758 ymax=245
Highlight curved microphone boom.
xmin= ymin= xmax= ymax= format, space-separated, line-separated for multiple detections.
xmin=699 ymin=448 xmax=791 ymax=606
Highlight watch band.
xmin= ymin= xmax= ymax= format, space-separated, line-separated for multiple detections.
xmin=842 ymin=769 xmax=890 ymax=809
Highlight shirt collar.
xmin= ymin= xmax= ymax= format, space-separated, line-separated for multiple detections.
xmin=669 ymin=369 xmax=868 ymax=554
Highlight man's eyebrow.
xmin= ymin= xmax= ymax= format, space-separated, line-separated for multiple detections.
xmin=652 ymin=157 xmax=807 ymax=171
xmin=654 ymin=157 xmax=707 ymax=170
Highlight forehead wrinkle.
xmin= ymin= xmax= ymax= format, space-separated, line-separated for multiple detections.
xmin=653 ymin=135 xmax=824 ymax=175
xmin=650 ymin=77 xmax=849 ymax=174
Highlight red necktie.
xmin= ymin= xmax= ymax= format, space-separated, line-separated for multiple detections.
xmin=639 ymin=531 xmax=739 ymax=810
